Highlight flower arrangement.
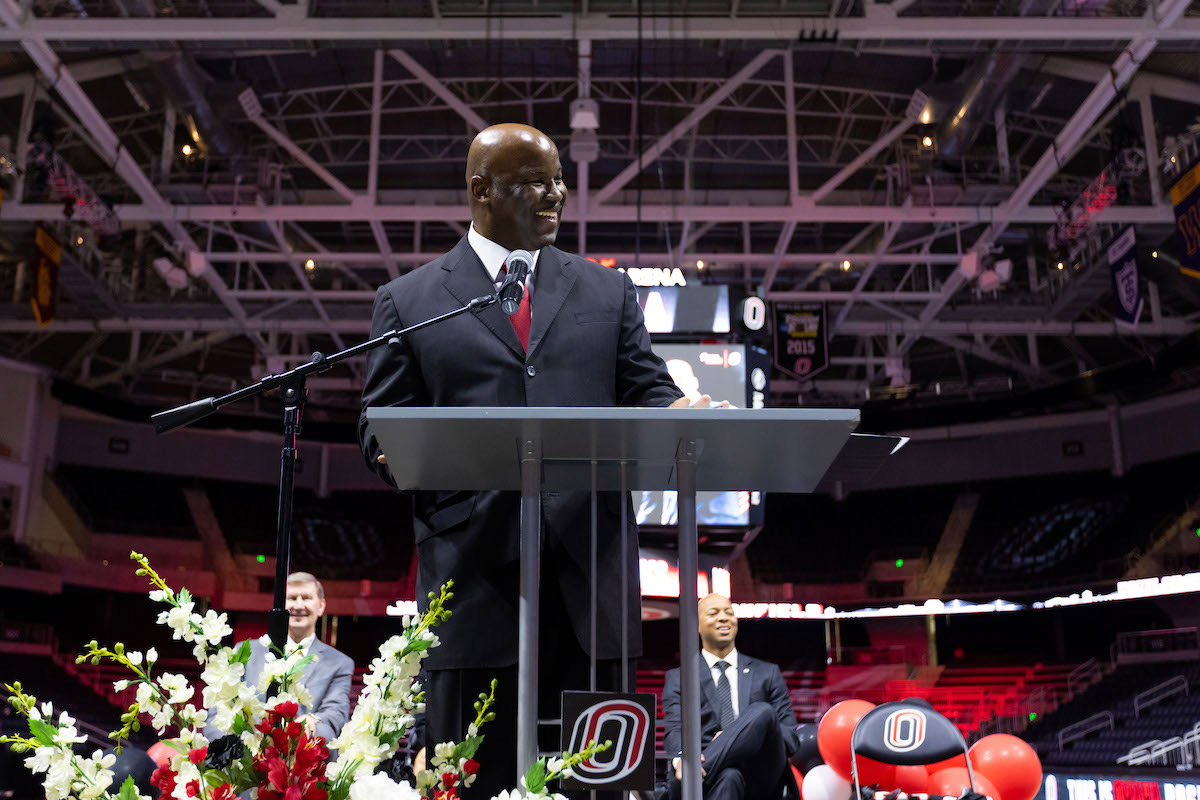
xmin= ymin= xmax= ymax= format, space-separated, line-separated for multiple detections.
xmin=2 ymin=551 xmax=607 ymax=800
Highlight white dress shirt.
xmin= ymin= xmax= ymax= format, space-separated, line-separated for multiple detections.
xmin=467 ymin=224 xmax=541 ymax=312
xmin=286 ymin=633 xmax=315 ymax=656
xmin=702 ymin=647 xmax=740 ymax=718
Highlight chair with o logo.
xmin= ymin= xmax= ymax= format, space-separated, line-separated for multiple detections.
xmin=850 ymin=700 xmax=979 ymax=799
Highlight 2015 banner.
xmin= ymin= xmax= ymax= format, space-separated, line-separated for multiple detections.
xmin=1170 ymin=158 xmax=1200 ymax=279
xmin=772 ymin=301 xmax=829 ymax=380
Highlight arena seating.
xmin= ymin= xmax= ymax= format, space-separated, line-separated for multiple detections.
xmin=53 ymin=464 xmax=198 ymax=540
xmin=748 ymin=485 xmax=958 ymax=583
xmin=1026 ymin=658 xmax=1200 ymax=766
xmin=942 ymin=459 xmax=1199 ymax=594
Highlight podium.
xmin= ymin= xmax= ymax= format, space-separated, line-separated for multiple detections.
xmin=369 ymin=406 xmax=861 ymax=800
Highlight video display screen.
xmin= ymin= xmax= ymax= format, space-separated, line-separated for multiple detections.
xmin=636 ymin=343 xmax=760 ymax=527
xmin=636 ymin=285 xmax=730 ymax=334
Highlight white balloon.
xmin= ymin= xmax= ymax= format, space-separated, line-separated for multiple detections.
xmin=803 ymin=764 xmax=852 ymax=800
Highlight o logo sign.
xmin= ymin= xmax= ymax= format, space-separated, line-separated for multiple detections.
xmin=742 ymin=297 xmax=766 ymax=331
xmin=882 ymin=709 xmax=927 ymax=753
xmin=567 ymin=700 xmax=651 ymax=784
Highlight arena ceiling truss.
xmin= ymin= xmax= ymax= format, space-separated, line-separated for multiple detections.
xmin=0 ymin=0 xmax=1198 ymax=422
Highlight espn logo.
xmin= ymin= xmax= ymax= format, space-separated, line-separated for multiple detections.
xmin=882 ymin=709 xmax=927 ymax=754
xmin=565 ymin=699 xmax=651 ymax=784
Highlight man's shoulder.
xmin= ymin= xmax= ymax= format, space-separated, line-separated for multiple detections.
xmin=311 ymin=638 xmax=354 ymax=666
xmin=379 ymin=250 xmax=458 ymax=293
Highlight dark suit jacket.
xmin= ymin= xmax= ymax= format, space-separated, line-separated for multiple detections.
xmin=662 ymin=652 xmax=800 ymax=759
xmin=358 ymin=237 xmax=683 ymax=670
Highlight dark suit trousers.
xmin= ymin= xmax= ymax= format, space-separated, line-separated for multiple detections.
xmin=425 ymin=563 xmax=636 ymax=800
xmin=668 ymin=703 xmax=788 ymax=800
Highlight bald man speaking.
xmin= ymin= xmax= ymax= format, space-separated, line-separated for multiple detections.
xmin=359 ymin=124 xmax=720 ymax=796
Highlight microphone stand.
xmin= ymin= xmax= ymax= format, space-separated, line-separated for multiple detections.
xmin=151 ymin=293 xmax=498 ymax=652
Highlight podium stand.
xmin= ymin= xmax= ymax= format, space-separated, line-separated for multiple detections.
xmin=369 ymin=406 xmax=860 ymax=800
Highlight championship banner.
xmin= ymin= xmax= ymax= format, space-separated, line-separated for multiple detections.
xmin=1106 ymin=225 xmax=1143 ymax=327
xmin=560 ymin=691 xmax=655 ymax=791
xmin=772 ymin=301 xmax=829 ymax=380
xmin=1170 ymin=158 xmax=1200 ymax=279
xmin=31 ymin=226 xmax=62 ymax=326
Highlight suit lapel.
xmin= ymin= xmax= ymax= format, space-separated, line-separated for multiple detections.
xmin=440 ymin=237 xmax=526 ymax=358
xmin=698 ymin=653 xmax=720 ymax=714
xmin=526 ymin=246 xmax=577 ymax=358
xmin=737 ymin=655 xmax=753 ymax=713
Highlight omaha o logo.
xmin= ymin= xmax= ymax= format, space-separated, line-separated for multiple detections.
xmin=566 ymin=700 xmax=651 ymax=784
xmin=882 ymin=709 xmax=927 ymax=753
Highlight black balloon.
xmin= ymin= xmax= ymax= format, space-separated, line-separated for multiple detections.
xmin=791 ymin=722 xmax=822 ymax=769
xmin=102 ymin=746 xmax=157 ymax=795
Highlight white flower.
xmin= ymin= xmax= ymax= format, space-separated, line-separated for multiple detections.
xmin=149 ymin=589 xmax=167 ymax=602
xmin=126 ymin=651 xmax=143 ymax=667
xmin=146 ymin=647 xmax=158 ymax=664
xmin=490 ymin=791 xmax=522 ymax=800
xmin=546 ymin=757 xmax=565 ymax=775
xmin=157 ymin=672 xmax=194 ymax=705
xmin=434 ymin=741 xmax=455 ymax=761
xmin=348 ymin=772 xmax=423 ymax=800
xmin=113 ymin=679 xmax=130 ymax=692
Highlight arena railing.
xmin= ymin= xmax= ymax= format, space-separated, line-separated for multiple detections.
xmin=1120 ymin=723 xmax=1200 ymax=767
xmin=1057 ymin=710 xmax=1115 ymax=751
xmin=1133 ymin=674 xmax=1190 ymax=718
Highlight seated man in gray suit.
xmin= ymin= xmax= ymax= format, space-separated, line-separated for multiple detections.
xmin=662 ymin=594 xmax=799 ymax=800
xmin=242 ymin=572 xmax=354 ymax=744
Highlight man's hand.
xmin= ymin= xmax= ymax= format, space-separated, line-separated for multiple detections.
xmin=669 ymin=394 xmax=731 ymax=409
xmin=672 ymin=754 xmax=706 ymax=781
xmin=414 ymin=747 xmax=426 ymax=773
xmin=377 ymin=454 xmax=387 ymax=465
xmin=299 ymin=713 xmax=320 ymax=732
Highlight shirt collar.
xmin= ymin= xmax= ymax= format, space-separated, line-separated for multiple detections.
xmin=468 ymin=224 xmax=541 ymax=284
xmin=702 ymin=647 xmax=738 ymax=670
xmin=287 ymin=634 xmax=315 ymax=654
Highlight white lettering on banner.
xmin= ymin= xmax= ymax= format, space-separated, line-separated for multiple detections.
xmin=1045 ymin=776 xmax=1058 ymax=800
xmin=742 ymin=297 xmax=766 ymax=331
xmin=1102 ymin=781 xmax=1114 ymax=800
xmin=620 ymin=267 xmax=687 ymax=287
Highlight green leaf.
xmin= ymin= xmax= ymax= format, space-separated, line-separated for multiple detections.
xmin=27 ymin=717 xmax=57 ymax=748
xmin=232 ymin=640 xmax=252 ymax=666
xmin=525 ymin=759 xmax=548 ymax=794
xmin=232 ymin=713 xmax=249 ymax=735
xmin=116 ymin=775 xmax=141 ymax=800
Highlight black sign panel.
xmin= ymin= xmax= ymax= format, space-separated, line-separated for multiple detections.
xmin=772 ymin=301 xmax=829 ymax=380
xmin=560 ymin=691 xmax=656 ymax=791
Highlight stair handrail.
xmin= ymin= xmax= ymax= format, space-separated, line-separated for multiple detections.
xmin=1067 ymin=658 xmax=1102 ymax=698
xmin=1058 ymin=710 xmax=1114 ymax=750
xmin=1133 ymin=674 xmax=1189 ymax=718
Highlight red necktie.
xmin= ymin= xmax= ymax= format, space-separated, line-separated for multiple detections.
xmin=500 ymin=260 xmax=531 ymax=351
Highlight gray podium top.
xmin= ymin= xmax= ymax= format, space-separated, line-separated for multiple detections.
xmin=368 ymin=406 xmax=860 ymax=492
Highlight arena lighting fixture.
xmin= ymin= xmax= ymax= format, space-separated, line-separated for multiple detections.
xmin=920 ymin=108 xmax=932 ymax=125
xmin=304 ymin=259 xmax=316 ymax=272
xmin=841 ymin=260 xmax=851 ymax=271
xmin=181 ymin=144 xmax=193 ymax=156
xmin=1056 ymin=262 xmax=1065 ymax=270
xmin=696 ymin=259 xmax=705 ymax=270
xmin=1153 ymin=251 xmax=1159 ymax=258
xmin=921 ymin=136 xmax=934 ymax=148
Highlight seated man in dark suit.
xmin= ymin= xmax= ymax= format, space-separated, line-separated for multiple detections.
xmin=662 ymin=594 xmax=799 ymax=800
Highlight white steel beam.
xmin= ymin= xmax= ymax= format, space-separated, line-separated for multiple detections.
xmin=367 ymin=48 xmax=384 ymax=200
xmin=389 ymin=48 xmax=487 ymax=132
xmin=810 ymin=117 xmax=913 ymax=203
xmin=2 ymin=14 xmax=1199 ymax=42
xmin=249 ymin=114 xmax=359 ymax=203
xmin=0 ymin=202 xmax=1175 ymax=225
xmin=591 ymin=49 xmax=781 ymax=206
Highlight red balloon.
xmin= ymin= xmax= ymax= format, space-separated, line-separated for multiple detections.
xmin=853 ymin=756 xmax=896 ymax=789
xmin=894 ymin=764 xmax=929 ymax=793
xmin=969 ymin=734 xmax=1042 ymax=800
xmin=146 ymin=741 xmax=174 ymax=768
xmin=817 ymin=700 xmax=876 ymax=781
xmin=925 ymin=753 xmax=968 ymax=775
xmin=929 ymin=767 xmax=1002 ymax=800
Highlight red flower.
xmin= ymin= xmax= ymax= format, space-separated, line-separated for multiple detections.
xmin=185 ymin=780 xmax=201 ymax=798
xmin=462 ymin=759 xmax=479 ymax=776
xmin=435 ymin=789 xmax=458 ymax=800
xmin=188 ymin=747 xmax=207 ymax=765
xmin=150 ymin=764 xmax=177 ymax=798
xmin=213 ymin=785 xmax=237 ymax=800
xmin=270 ymin=700 xmax=300 ymax=718
xmin=441 ymin=772 xmax=458 ymax=789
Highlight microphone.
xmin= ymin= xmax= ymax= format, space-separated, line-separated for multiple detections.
xmin=498 ymin=249 xmax=534 ymax=315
